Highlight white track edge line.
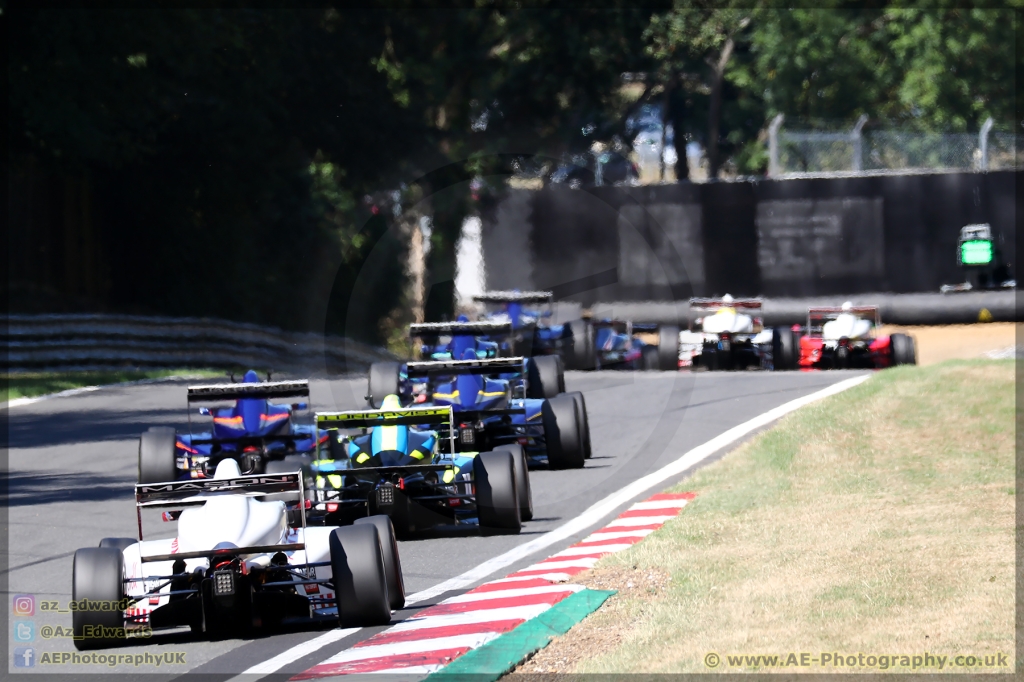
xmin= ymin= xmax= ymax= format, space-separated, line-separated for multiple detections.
xmin=229 ymin=372 xmax=870 ymax=681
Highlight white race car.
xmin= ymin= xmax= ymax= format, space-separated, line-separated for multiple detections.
xmin=71 ymin=458 xmax=403 ymax=650
xmin=679 ymin=295 xmax=771 ymax=370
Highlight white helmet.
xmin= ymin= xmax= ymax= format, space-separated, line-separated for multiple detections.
xmin=722 ymin=293 xmax=734 ymax=304
xmin=841 ymin=301 xmax=853 ymax=311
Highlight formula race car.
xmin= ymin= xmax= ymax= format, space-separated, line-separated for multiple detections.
xmin=678 ymin=295 xmax=798 ymax=371
xmin=138 ymin=371 xmax=321 ymax=484
xmin=799 ymin=303 xmax=917 ymax=369
xmin=71 ymin=460 xmax=403 ymax=650
xmin=309 ymin=400 xmax=531 ymax=538
xmin=411 ymin=355 xmax=589 ymax=469
xmin=405 ymin=319 xmax=565 ymax=400
xmin=473 ymin=290 xmax=594 ymax=370
xmin=587 ymin=318 xmax=680 ymax=371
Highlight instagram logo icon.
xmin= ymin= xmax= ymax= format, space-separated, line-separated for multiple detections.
xmin=13 ymin=595 xmax=35 ymax=617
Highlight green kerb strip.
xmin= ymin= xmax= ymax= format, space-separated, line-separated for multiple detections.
xmin=425 ymin=588 xmax=616 ymax=682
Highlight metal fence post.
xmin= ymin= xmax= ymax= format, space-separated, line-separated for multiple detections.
xmin=979 ymin=117 xmax=994 ymax=170
xmin=850 ymin=114 xmax=869 ymax=172
xmin=768 ymin=114 xmax=784 ymax=177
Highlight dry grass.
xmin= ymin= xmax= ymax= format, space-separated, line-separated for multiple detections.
xmin=878 ymin=322 xmax=1018 ymax=366
xmin=510 ymin=360 xmax=1015 ymax=675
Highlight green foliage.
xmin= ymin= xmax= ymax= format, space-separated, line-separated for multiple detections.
xmin=8 ymin=4 xmax=1020 ymax=335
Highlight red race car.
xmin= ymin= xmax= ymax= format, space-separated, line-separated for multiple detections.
xmin=799 ymin=303 xmax=917 ymax=370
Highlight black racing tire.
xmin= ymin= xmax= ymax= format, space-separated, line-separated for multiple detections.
xmin=98 ymin=538 xmax=137 ymax=552
xmin=527 ymin=355 xmax=562 ymax=399
xmin=354 ymin=515 xmax=406 ymax=610
xmin=891 ymin=333 xmax=917 ymax=366
xmin=494 ymin=444 xmax=533 ymax=521
xmin=658 ymin=325 xmax=680 ymax=371
xmin=771 ymin=327 xmax=798 ymax=371
xmin=541 ymin=395 xmax=585 ymax=470
xmin=329 ymin=525 xmax=392 ymax=627
xmin=641 ymin=345 xmax=659 ymax=371
xmin=473 ymin=450 xmax=521 ymax=534
xmin=565 ymin=391 xmax=592 ymax=459
xmin=72 ymin=547 xmax=126 ymax=650
xmin=264 ymin=455 xmax=315 ymax=502
xmin=835 ymin=342 xmax=850 ymax=369
xmin=569 ymin=319 xmax=596 ymax=370
xmin=265 ymin=454 xmax=313 ymax=475
xmin=138 ymin=427 xmax=178 ymax=484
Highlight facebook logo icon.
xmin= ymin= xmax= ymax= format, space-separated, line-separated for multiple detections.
xmin=14 ymin=647 xmax=35 ymax=668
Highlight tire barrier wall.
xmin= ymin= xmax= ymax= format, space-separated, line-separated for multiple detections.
xmin=479 ymin=170 xmax=1019 ymax=304
xmin=589 ymin=290 xmax=1020 ymax=327
xmin=5 ymin=314 xmax=396 ymax=374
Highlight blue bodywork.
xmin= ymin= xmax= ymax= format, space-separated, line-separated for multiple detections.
xmin=174 ymin=370 xmax=320 ymax=479
xmin=421 ymin=308 xmax=572 ymax=364
xmin=592 ymin=322 xmax=645 ymax=369
xmin=427 ymin=350 xmax=549 ymax=463
xmin=308 ymin=396 xmax=494 ymax=531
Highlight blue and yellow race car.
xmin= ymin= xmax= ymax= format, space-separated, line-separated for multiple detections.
xmin=309 ymin=398 xmax=530 ymax=538
xmin=138 ymin=370 xmax=322 ymax=483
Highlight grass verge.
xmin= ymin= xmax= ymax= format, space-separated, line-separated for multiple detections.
xmin=4 ymin=369 xmax=223 ymax=402
xmin=513 ymin=360 xmax=1015 ymax=674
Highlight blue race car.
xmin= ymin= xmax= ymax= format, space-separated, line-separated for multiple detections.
xmin=472 ymin=290 xmax=595 ymax=370
xmin=588 ymin=319 xmax=681 ymax=371
xmin=138 ymin=370 xmax=323 ymax=483
xmin=471 ymin=290 xmax=680 ymax=372
xmin=309 ymin=397 xmax=531 ymax=538
xmin=368 ymin=320 xmax=565 ymax=409
xmin=407 ymin=353 xmax=589 ymax=470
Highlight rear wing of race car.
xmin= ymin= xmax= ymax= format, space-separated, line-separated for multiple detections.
xmin=405 ymin=356 xmax=527 ymax=378
xmin=134 ymin=471 xmax=307 ymax=555
xmin=805 ymin=306 xmax=881 ymax=335
xmin=689 ymin=297 xmax=763 ymax=312
xmin=186 ymin=380 xmax=310 ymax=403
xmin=408 ymin=321 xmax=513 ymax=338
xmin=316 ymin=405 xmax=456 ymax=459
xmin=589 ymin=319 xmax=665 ymax=333
xmin=474 ymin=290 xmax=553 ymax=304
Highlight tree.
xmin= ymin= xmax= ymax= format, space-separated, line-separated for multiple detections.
xmin=645 ymin=1 xmax=754 ymax=179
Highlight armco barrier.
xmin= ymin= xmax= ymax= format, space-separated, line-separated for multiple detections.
xmin=4 ymin=314 xmax=396 ymax=374
xmin=589 ymin=290 xmax=1020 ymax=327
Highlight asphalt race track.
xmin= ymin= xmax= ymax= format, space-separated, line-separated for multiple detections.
xmin=5 ymin=368 xmax=867 ymax=677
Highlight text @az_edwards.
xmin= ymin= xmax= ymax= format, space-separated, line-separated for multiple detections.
xmin=703 ymin=651 xmax=1010 ymax=671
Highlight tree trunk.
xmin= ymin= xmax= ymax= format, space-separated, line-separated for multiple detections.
xmin=706 ymin=36 xmax=735 ymax=180
xmin=668 ymin=77 xmax=689 ymax=182
xmin=659 ymin=86 xmax=669 ymax=182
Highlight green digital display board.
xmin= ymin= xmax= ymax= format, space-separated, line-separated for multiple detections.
xmin=960 ymin=239 xmax=994 ymax=266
